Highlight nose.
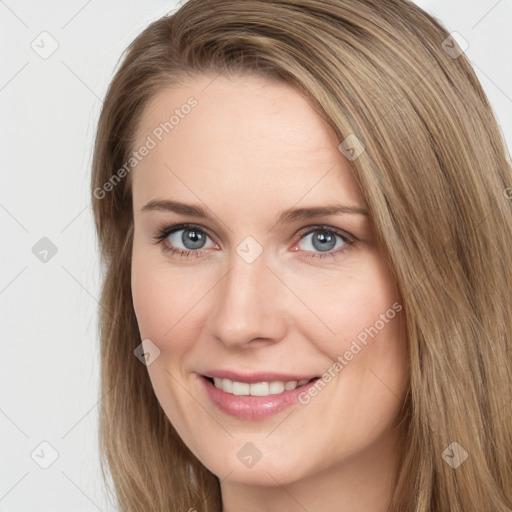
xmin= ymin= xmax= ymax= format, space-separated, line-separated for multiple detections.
xmin=208 ymin=248 xmax=288 ymax=349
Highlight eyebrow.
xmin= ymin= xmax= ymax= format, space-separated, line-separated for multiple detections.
xmin=141 ymin=199 xmax=369 ymax=224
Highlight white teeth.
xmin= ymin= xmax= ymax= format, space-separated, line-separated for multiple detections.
xmin=269 ymin=381 xmax=285 ymax=394
xmin=222 ymin=378 xmax=233 ymax=393
xmin=210 ymin=377 xmax=312 ymax=396
xmin=284 ymin=380 xmax=298 ymax=390
xmin=249 ymin=381 xmax=269 ymax=396
xmin=232 ymin=381 xmax=250 ymax=395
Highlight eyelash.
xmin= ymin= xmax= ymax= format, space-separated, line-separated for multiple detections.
xmin=152 ymin=223 xmax=356 ymax=261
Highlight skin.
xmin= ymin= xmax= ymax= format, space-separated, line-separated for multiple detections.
xmin=130 ymin=73 xmax=410 ymax=512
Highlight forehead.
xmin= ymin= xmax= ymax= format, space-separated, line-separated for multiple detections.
xmin=131 ymin=74 xmax=364 ymax=211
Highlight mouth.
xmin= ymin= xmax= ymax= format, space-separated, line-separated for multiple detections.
xmin=203 ymin=376 xmax=319 ymax=397
xmin=200 ymin=374 xmax=321 ymax=419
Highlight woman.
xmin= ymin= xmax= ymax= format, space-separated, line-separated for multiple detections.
xmin=91 ymin=0 xmax=512 ymax=510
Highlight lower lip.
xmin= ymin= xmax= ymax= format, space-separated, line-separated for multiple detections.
xmin=200 ymin=376 xmax=319 ymax=420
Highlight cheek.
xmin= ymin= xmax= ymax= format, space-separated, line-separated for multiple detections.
xmin=291 ymin=256 xmax=402 ymax=358
xmin=131 ymin=252 xmax=204 ymax=442
xmin=131 ymin=264 xmax=169 ymax=342
xmin=131 ymin=248 xmax=197 ymax=351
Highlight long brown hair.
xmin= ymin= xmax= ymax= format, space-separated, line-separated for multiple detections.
xmin=91 ymin=1 xmax=512 ymax=510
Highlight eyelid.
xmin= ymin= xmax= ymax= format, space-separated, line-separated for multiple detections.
xmin=153 ymin=222 xmax=357 ymax=260
xmin=153 ymin=222 xmax=219 ymax=248
xmin=295 ymin=224 xmax=357 ymax=243
xmin=154 ymin=223 xmax=356 ymax=245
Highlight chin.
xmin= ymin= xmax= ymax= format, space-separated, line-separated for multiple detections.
xmin=201 ymin=446 xmax=312 ymax=487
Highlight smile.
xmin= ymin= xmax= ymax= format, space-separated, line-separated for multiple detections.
xmin=200 ymin=374 xmax=321 ymax=419
xmin=210 ymin=377 xmax=313 ymax=396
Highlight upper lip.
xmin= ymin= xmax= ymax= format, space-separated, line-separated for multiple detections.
xmin=201 ymin=369 xmax=319 ymax=384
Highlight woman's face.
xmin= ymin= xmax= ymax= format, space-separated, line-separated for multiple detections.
xmin=131 ymin=74 xmax=409 ymax=489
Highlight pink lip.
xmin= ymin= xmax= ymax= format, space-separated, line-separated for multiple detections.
xmin=199 ymin=374 xmax=320 ymax=420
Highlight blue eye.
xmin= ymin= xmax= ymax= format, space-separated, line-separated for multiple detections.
xmin=153 ymin=223 xmax=354 ymax=260
xmin=294 ymin=226 xmax=352 ymax=260
xmin=154 ymin=224 xmax=217 ymax=258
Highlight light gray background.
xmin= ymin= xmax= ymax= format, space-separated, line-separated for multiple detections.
xmin=1 ymin=1 xmax=511 ymax=510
